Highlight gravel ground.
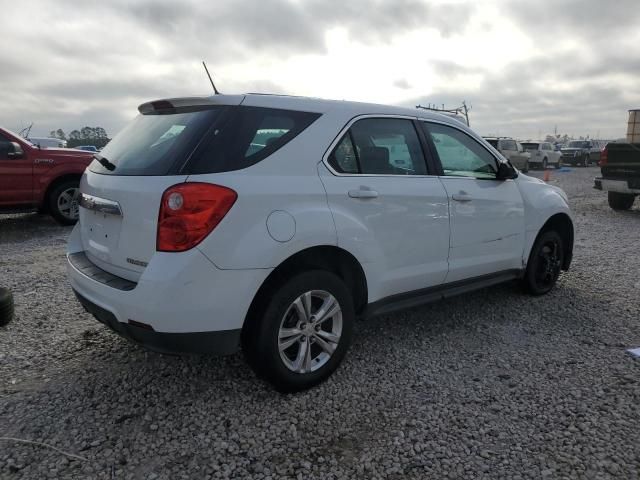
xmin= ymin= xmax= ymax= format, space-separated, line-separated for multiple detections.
xmin=1 ymin=166 xmax=639 ymax=479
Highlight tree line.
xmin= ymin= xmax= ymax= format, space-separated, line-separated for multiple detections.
xmin=48 ymin=127 xmax=110 ymax=148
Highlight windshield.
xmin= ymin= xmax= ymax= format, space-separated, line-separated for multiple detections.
xmin=521 ymin=143 xmax=539 ymax=150
xmin=568 ymin=141 xmax=589 ymax=148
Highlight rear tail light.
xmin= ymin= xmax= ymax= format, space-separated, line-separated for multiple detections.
xmin=599 ymin=146 xmax=608 ymax=166
xmin=157 ymin=183 xmax=237 ymax=252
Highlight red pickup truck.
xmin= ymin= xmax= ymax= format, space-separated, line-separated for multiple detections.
xmin=0 ymin=127 xmax=93 ymax=224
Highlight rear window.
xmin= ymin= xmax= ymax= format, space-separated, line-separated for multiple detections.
xmin=90 ymin=106 xmax=320 ymax=176
xmin=485 ymin=139 xmax=498 ymax=148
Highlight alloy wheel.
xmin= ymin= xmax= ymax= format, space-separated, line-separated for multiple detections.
xmin=57 ymin=187 xmax=80 ymax=220
xmin=278 ymin=290 xmax=343 ymax=374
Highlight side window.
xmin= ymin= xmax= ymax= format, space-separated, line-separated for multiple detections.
xmin=186 ymin=107 xmax=321 ymax=175
xmin=328 ymin=118 xmax=427 ymax=175
xmin=423 ymin=122 xmax=498 ymax=179
xmin=502 ymin=139 xmax=517 ymax=151
xmin=328 ymin=134 xmax=358 ymax=174
xmin=245 ymin=115 xmax=294 ymax=157
xmin=0 ymin=133 xmax=12 ymax=160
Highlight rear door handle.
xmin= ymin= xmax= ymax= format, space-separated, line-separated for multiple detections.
xmin=451 ymin=193 xmax=472 ymax=202
xmin=348 ymin=188 xmax=379 ymax=199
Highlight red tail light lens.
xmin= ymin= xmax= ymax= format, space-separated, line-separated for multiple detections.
xmin=157 ymin=183 xmax=237 ymax=252
xmin=599 ymin=146 xmax=608 ymax=166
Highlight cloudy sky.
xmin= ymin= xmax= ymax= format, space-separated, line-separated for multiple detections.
xmin=2 ymin=0 xmax=639 ymax=140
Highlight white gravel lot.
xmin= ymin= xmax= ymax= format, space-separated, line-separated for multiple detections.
xmin=0 ymin=166 xmax=639 ymax=479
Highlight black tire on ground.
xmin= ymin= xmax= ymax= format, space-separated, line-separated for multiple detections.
xmin=608 ymin=192 xmax=635 ymax=211
xmin=48 ymin=180 xmax=80 ymax=225
xmin=583 ymin=155 xmax=590 ymax=167
xmin=0 ymin=287 xmax=14 ymax=327
xmin=523 ymin=230 xmax=565 ymax=296
xmin=522 ymin=161 xmax=529 ymax=173
xmin=542 ymin=158 xmax=548 ymax=170
xmin=242 ymin=270 xmax=355 ymax=393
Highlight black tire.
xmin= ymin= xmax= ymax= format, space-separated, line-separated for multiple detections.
xmin=608 ymin=192 xmax=635 ymax=211
xmin=582 ymin=155 xmax=590 ymax=167
xmin=48 ymin=180 xmax=80 ymax=225
xmin=242 ymin=270 xmax=354 ymax=392
xmin=523 ymin=230 xmax=565 ymax=296
xmin=522 ymin=161 xmax=529 ymax=173
xmin=0 ymin=287 xmax=14 ymax=327
xmin=542 ymin=158 xmax=548 ymax=170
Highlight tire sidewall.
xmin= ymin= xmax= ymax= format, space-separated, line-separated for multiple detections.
xmin=252 ymin=271 xmax=355 ymax=392
xmin=0 ymin=287 xmax=14 ymax=327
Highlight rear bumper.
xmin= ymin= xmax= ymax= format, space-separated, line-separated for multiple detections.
xmin=594 ymin=177 xmax=640 ymax=194
xmin=66 ymin=224 xmax=272 ymax=354
xmin=74 ymin=289 xmax=241 ymax=355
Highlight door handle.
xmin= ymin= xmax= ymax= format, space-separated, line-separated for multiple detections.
xmin=451 ymin=192 xmax=472 ymax=202
xmin=348 ymin=187 xmax=379 ymax=199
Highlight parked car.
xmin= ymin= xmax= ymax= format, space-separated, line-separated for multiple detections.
xmin=75 ymin=145 xmax=99 ymax=152
xmin=67 ymin=94 xmax=574 ymax=392
xmin=561 ymin=140 xmax=596 ymax=167
xmin=28 ymin=137 xmax=67 ymax=148
xmin=0 ymin=127 xmax=93 ymax=224
xmin=594 ymin=143 xmax=639 ymax=210
xmin=521 ymin=142 xmax=562 ymax=169
xmin=483 ymin=137 xmax=530 ymax=172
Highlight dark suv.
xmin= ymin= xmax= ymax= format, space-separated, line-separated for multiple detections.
xmin=561 ymin=141 xmax=595 ymax=167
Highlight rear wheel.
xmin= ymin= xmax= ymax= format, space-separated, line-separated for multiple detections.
xmin=582 ymin=155 xmax=590 ymax=167
xmin=243 ymin=270 xmax=354 ymax=392
xmin=522 ymin=161 xmax=529 ymax=173
xmin=608 ymin=192 xmax=635 ymax=211
xmin=523 ymin=230 xmax=565 ymax=296
xmin=542 ymin=158 xmax=548 ymax=170
xmin=49 ymin=180 xmax=80 ymax=225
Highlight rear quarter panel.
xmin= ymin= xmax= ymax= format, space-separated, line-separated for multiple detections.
xmin=192 ymin=113 xmax=346 ymax=270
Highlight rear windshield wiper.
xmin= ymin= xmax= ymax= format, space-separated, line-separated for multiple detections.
xmin=94 ymin=155 xmax=116 ymax=171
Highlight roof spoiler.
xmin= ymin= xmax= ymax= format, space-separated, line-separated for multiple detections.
xmin=138 ymin=95 xmax=245 ymax=114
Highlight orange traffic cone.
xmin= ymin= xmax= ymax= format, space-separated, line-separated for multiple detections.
xmin=543 ymin=169 xmax=551 ymax=182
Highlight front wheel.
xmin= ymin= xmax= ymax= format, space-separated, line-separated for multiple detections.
xmin=608 ymin=192 xmax=635 ymax=210
xmin=582 ymin=155 xmax=590 ymax=167
xmin=542 ymin=158 xmax=548 ymax=170
xmin=49 ymin=180 xmax=80 ymax=225
xmin=521 ymin=161 xmax=529 ymax=173
xmin=523 ymin=230 xmax=565 ymax=296
xmin=243 ymin=271 xmax=354 ymax=392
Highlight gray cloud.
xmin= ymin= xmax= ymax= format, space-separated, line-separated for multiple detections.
xmin=408 ymin=54 xmax=636 ymax=139
xmin=0 ymin=0 xmax=638 ymax=141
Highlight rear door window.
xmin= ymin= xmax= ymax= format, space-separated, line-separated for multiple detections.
xmin=328 ymin=118 xmax=428 ymax=175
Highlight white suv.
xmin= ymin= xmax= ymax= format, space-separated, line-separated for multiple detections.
xmin=67 ymin=94 xmax=574 ymax=391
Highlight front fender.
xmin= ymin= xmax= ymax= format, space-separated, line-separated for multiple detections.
xmin=516 ymin=176 xmax=574 ymax=264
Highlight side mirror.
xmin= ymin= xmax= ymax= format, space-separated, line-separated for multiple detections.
xmin=497 ymin=162 xmax=517 ymax=180
xmin=7 ymin=142 xmax=24 ymax=159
